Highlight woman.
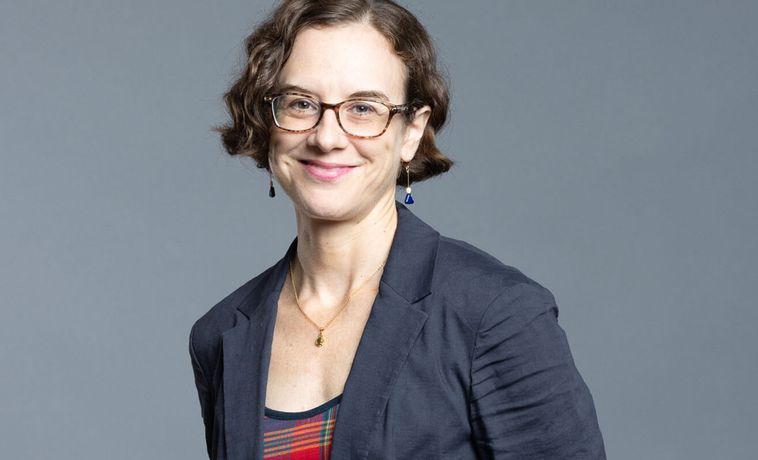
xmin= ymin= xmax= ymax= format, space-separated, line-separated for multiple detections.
xmin=189 ymin=1 xmax=606 ymax=459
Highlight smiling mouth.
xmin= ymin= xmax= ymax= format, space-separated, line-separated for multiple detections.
xmin=299 ymin=159 xmax=357 ymax=181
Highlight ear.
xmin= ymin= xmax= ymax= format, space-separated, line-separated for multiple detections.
xmin=400 ymin=105 xmax=432 ymax=163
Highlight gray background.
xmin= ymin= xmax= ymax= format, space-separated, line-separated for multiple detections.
xmin=2 ymin=0 xmax=756 ymax=458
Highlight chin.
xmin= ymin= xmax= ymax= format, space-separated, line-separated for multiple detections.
xmin=300 ymin=204 xmax=346 ymax=222
xmin=294 ymin=193 xmax=388 ymax=224
xmin=285 ymin=180 xmax=395 ymax=223
xmin=293 ymin=192 xmax=354 ymax=222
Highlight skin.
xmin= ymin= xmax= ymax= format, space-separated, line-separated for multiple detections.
xmin=265 ymin=22 xmax=431 ymax=411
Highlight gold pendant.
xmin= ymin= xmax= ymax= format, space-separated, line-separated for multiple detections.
xmin=315 ymin=329 xmax=325 ymax=347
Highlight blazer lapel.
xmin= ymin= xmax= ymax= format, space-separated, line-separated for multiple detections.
xmin=330 ymin=202 xmax=440 ymax=459
xmin=218 ymin=202 xmax=439 ymax=460
xmin=221 ymin=240 xmax=296 ymax=460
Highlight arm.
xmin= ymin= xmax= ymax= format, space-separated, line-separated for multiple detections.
xmin=189 ymin=325 xmax=214 ymax=459
xmin=469 ymin=283 xmax=606 ymax=459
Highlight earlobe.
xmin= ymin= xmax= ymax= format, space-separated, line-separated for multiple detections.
xmin=401 ymin=105 xmax=432 ymax=162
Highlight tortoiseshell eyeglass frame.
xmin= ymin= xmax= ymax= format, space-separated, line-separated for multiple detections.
xmin=263 ymin=92 xmax=414 ymax=139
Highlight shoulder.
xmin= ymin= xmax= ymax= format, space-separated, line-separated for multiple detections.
xmin=189 ymin=261 xmax=278 ymax=358
xmin=436 ymin=235 xmax=536 ymax=286
xmin=436 ymin=236 xmax=606 ymax=457
xmin=431 ymin=234 xmax=558 ymax=329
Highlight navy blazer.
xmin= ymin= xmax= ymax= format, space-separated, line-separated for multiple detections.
xmin=189 ymin=202 xmax=606 ymax=459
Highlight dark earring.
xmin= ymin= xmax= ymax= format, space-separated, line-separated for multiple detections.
xmin=268 ymin=170 xmax=276 ymax=198
xmin=403 ymin=163 xmax=414 ymax=204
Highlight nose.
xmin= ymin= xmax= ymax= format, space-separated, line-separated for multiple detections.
xmin=308 ymin=107 xmax=349 ymax=152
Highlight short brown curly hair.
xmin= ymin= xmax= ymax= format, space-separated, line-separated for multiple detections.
xmin=215 ymin=0 xmax=453 ymax=185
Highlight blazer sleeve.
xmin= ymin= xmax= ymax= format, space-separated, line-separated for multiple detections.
xmin=189 ymin=324 xmax=214 ymax=459
xmin=469 ymin=283 xmax=606 ymax=459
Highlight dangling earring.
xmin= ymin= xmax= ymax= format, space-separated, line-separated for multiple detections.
xmin=403 ymin=163 xmax=414 ymax=204
xmin=268 ymin=169 xmax=276 ymax=198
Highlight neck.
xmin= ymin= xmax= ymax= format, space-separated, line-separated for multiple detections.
xmin=291 ymin=198 xmax=397 ymax=310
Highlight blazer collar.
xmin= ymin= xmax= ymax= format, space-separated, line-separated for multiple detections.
xmin=224 ymin=201 xmax=440 ymax=459
xmin=380 ymin=201 xmax=440 ymax=303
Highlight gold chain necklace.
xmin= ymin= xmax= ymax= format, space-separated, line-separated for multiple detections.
xmin=288 ymin=258 xmax=385 ymax=348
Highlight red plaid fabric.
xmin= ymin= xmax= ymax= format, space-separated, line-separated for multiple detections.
xmin=263 ymin=395 xmax=341 ymax=459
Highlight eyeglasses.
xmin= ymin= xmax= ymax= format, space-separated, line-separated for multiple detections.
xmin=264 ymin=92 xmax=413 ymax=139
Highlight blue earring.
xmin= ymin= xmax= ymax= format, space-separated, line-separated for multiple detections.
xmin=403 ymin=163 xmax=414 ymax=204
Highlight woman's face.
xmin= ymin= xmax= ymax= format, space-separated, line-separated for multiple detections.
xmin=268 ymin=23 xmax=430 ymax=222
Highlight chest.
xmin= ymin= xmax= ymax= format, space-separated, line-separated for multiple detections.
xmin=264 ymin=291 xmax=377 ymax=411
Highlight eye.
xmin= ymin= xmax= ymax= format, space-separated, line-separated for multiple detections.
xmin=287 ymin=97 xmax=319 ymax=113
xmin=345 ymin=100 xmax=380 ymax=117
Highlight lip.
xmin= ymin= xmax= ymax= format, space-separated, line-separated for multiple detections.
xmin=299 ymin=159 xmax=357 ymax=182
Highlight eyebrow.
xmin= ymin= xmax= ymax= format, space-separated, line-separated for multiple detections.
xmin=276 ymin=84 xmax=391 ymax=102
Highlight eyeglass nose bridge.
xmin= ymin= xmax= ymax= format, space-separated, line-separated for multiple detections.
xmin=311 ymin=100 xmax=349 ymax=135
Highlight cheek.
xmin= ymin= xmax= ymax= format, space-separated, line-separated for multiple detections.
xmin=381 ymin=138 xmax=394 ymax=157
xmin=267 ymin=137 xmax=288 ymax=176
xmin=379 ymin=130 xmax=404 ymax=160
xmin=268 ymin=133 xmax=297 ymax=161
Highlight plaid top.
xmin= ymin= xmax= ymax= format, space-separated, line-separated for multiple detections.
xmin=263 ymin=394 xmax=341 ymax=459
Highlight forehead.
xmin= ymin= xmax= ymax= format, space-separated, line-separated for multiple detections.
xmin=278 ymin=23 xmax=407 ymax=101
